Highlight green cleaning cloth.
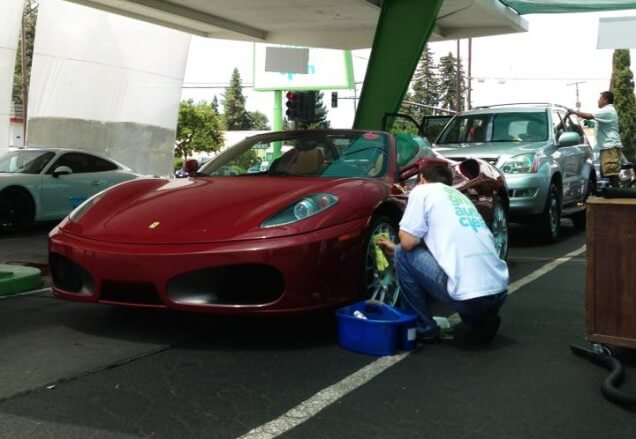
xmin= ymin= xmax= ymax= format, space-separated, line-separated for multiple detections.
xmin=372 ymin=233 xmax=391 ymax=273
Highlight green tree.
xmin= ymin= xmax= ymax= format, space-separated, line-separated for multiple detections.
xmin=438 ymin=52 xmax=466 ymax=112
xmin=248 ymin=110 xmax=270 ymax=130
xmin=222 ymin=68 xmax=251 ymax=130
xmin=395 ymin=91 xmax=420 ymax=133
xmin=408 ymin=46 xmax=440 ymax=121
xmin=175 ymin=99 xmax=224 ymax=160
xmin=211 ymin=95 xmax=220 ymax=114
xmin=12 ymin=1 xmax=38 ymax=106
xmin=609 ymin=49 xmax=636 ymax=160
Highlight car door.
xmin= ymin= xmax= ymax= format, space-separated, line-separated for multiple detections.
xmin=557 ymin=111 xmax=588 ymax=203
xmin=40 ymin=152 xmax=115 ymax=219
xmin=420 ymin=114 xmax=455 ymax=142
xmin=551 ymin=110 xmax=582 ymax=204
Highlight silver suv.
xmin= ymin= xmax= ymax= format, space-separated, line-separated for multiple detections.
xmin=430 ymin=103 xmax=595 ymax=242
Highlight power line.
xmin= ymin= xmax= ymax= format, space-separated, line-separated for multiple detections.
xmin=472 ymin=76 xmax=608 ymax=81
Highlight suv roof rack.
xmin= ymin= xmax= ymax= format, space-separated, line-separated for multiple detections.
xmin=471 ymin=103 xmax=569 ymax=110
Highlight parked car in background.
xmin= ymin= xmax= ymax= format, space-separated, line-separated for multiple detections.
xmin=588 ymin=136 xmax=636 ymax=191
xmin=175 ymin=159 xmax=200 ymax=178
xmin=0 ymin=148 xmax=141 ymax=232
xmin=429 ymin=103 xmax=595 ymax=242
xmin=49 ymin=125 xmax=509 ymax=315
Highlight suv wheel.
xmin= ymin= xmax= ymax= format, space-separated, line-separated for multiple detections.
xmin=534 ymin=183 xmax=561 ymax=243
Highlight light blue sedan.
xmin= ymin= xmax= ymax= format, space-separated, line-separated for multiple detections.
xmin=0 ymin=148 xmax=142 ymax=232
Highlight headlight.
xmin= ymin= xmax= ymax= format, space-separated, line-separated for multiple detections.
xmin=261 ymin=193 xmax=338 ymax=228
xmin=500 ymin=153 xmax=539 ymax=174
xmin=68 ymin=191 xmax=105 ymax=223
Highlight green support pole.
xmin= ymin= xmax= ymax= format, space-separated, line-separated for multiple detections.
xmin=273 ymin=90 xmax=283 ymax=159
xmin=353 ymin=0 xmax=444 ymax=130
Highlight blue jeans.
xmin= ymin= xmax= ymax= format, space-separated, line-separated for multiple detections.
xmin=394 ymin=245 xmax=507 ymax=336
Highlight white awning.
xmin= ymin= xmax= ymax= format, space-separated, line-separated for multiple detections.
xmin=67 ymin=0 xmax=528 ymax=49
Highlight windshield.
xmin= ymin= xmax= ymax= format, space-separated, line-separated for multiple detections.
xmin=436 ymin=111 xmax=549 ymax=146
xmin=198 ymin=131 xmax=391 ymax=178
xmin=0 ymin=150 xmax=55 ymax=174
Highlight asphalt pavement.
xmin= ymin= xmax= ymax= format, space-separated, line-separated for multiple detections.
xmin=0 ymin=220 xmax=635 ymax=438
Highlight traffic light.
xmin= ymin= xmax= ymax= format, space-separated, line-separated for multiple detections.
xmin=331 ymin=91 xmax=338 ymax=108
xmin=299 ymin=91 xmax=316 ymax=122
xmin=286 ymin=91 xmax=316 ymax=123
xmin=285 ymin=91 xmax=300 ymax=121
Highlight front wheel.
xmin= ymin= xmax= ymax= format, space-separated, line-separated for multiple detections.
xmin=534 ymin=183 xmax=561 ymax=243
xmin=490 ymin=197 xmax=509 ymax=260
xmin=0 ymin=188 xmax=35 ymax=233
xmin=360 ymin=215 xmax=400 ymax=306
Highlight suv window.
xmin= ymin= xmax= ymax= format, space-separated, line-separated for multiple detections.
xmin=437 ymin=111 xmax=549 ymax=144
xmin=563 ymin=114 xmax=585 ymax=143
xmin=436 ymin=115 xmax=489 ymax=144
xmin=553 ymin=111 xmax=585 ymax=144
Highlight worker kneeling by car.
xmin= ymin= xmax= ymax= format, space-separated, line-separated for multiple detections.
xmin=378 ymin=164 xmax=509 ymax=344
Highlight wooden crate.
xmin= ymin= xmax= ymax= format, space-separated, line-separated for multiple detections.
xmin=585 ymin=197 xmax=636 ymax=349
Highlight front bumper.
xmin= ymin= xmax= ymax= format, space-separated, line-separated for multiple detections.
xmin=49 ymin=218 xmax=368 ymax=314
xmin=504 ymin=173 xmax=548 ymax=216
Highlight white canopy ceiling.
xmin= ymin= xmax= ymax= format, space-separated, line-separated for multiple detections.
xmin=68 ymin=0 xmax=528 ymax=49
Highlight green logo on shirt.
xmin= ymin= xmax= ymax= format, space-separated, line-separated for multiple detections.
xmin=443 ymin=186 xmax=487 ymax=232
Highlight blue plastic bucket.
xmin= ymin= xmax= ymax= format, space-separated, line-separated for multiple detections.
xmin=336 ymin=300 xmax=417 ymax=356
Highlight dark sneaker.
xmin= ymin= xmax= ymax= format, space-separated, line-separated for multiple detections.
xmin=416 ymin=326 xmax=441 ymax=344
xmin=467 ymin=314 xmax=501 ymax=344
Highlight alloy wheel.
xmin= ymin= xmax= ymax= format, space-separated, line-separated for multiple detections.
xmin=491 ymin=201 xmax=509 ymax=260
xmin=363 ymin=219 xmax=400 ymax=306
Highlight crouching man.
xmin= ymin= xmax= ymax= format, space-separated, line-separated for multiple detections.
xmin=378 ymin=165 xmax=509 ymax=344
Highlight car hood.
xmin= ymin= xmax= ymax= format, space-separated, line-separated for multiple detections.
xmin=434 ymin=141 xmax=546 ymax=160
xmin=61 ymin=176 xmax=384 ymax=244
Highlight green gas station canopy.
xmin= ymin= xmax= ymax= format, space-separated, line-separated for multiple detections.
xmin=501 ymin=0 xmax=636 ymax=14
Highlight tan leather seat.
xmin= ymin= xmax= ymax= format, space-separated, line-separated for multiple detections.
xmin=289 ymin=149 xmax=325 ymax=175
xmin=368 ymin=154 xmax=384 ymax=177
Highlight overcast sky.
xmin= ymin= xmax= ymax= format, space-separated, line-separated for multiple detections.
xmin=181 ymin=9 xmax=636 ymax=128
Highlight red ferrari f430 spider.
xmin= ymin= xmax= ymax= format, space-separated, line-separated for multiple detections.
xmin=50 ymin=122 xmax=509 ymax=315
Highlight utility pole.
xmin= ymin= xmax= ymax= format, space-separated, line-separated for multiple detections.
xmin=567 ymin=81 xmax=586 ymax=110
xmin=456 ymin=39 xmax=461 ymax=112
xmin=21 ymin=3 xmax=28 ymax=139
xmin=467 ymin=38 xmax=472 ymax=110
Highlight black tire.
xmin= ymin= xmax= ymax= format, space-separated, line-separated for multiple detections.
xmin=534 ymin=182 xmax=561 ymax=243
xmin=489 ymin=197 xmax=509 ymax=260
xmin=360 ymin=215 xmax=400 ymax=306
xmin=0 ymin=188 xmax=35 ymax=233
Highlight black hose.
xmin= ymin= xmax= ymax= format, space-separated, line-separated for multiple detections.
xmin=600 ymin=187 xmax=636 ymax=198
xmin=570 ymin=344 xmax=636 ymax=405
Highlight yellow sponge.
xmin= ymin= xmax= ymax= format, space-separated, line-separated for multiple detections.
xmin=372 ymin=233 xmax=391 ymax=273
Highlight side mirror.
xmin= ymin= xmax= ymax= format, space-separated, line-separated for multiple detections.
xmin=558 ymin=131 xmax=580 ymax=147
xmin=52 ymin=165 xmax=73 ymax=177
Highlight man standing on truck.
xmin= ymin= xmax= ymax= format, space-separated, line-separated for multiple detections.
xmin=570 ymin=91 xmax=622 ymax=188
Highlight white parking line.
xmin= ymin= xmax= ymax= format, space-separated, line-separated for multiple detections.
xmin=238 ymin=244 xmax=587 ymax=438
xmin=238 ymin=353 xmax=409 ymax=439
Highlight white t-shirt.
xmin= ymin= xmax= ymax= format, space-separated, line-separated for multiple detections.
xmin=399 ymin=182 xmax=509 ymax=301
xmin=594 ymin=104 xmax=622 ymax=149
